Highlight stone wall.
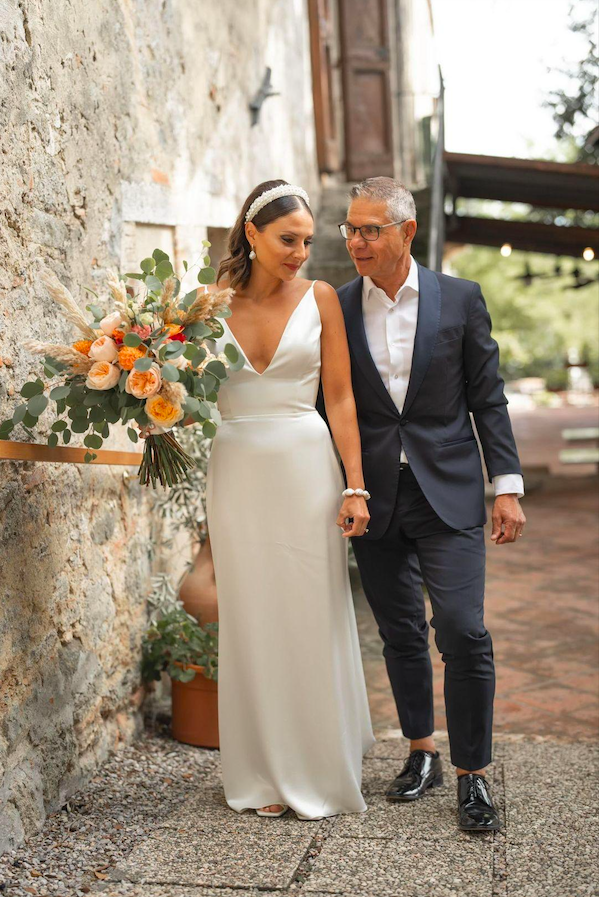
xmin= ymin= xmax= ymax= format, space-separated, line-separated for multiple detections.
xmin=0 ymin=0 xmax=319 ymax=853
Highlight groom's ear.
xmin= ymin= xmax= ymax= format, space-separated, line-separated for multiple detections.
xmin=404 ymin=219 xmax=417 ymax=244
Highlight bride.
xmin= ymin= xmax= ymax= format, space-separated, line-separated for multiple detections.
xmin=142 ymin=179 xmax=375 ymax=820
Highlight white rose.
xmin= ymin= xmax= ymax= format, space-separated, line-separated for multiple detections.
xmin=139 ymin=313 xmax=154 ymax=326
xmin=99 ymin=311 xmax=124 ymax=336
xmin=86 ymin=361 xmax=121 ymax=390
xmin=89 ymin=334 xmax=119 ymax=362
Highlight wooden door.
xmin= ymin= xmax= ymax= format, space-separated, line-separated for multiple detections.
xmin=338 ymin=0 xmax=394 ymax=180
xmin=308 ymin=0 xmax=340 ymax=174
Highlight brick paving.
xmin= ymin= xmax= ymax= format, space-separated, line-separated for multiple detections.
xmin=354 ymin=404 xmax=599 ymax=742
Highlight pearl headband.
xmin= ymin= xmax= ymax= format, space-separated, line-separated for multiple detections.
xmin=245 ymin=184 xmax=310 ymax=223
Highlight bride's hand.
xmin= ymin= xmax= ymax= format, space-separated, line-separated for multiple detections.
xmin=337 ymin=496 xmax=370 ymax=538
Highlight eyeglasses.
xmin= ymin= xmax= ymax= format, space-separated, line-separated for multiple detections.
xmin=338 ymin=220 xmax=407 ymax=241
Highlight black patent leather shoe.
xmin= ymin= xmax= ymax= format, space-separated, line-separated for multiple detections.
xmin=457 ymin=773 xmax=501 ymax=832
xmin=385 ymin=749 xmax=444 ymax=801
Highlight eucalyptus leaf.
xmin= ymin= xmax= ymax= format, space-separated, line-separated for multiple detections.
xmin=152 ymin=248 xmax=170 ymax=263
xmin=47 ymin=433 xmax=59 ymax=448
xmin=84 ymin=433 xmax=103 ymax=449
xmin=124 ymin=331 xmax=142 ymax=347
xmin=140 ymin=257 xmax=156 ymax=273
xmin=161 ymin=363 xmax=180 ymax=382
xmin=49 ymin=384 xmax=71 ymax=401
xmin=12 ymin=404 xmax=27 ymax=425
xmin=202 ymin=420 xmax=217 ymax=438
xmin=27 ymin=393 xmax=48 ymax=416
xmin=198 ymin=267 xmax=216 ymax=285
xmin=62 ymin=428 xmax=71 ymax=444
xmin=134 ymin=357 xmax=154 ymax=372
xmin=223 ymin=343 xmax=239 ymax=363
xmin=127 ymin=427 xmax=139 ymax=443
xmin=164 ymin=341 xmax=186 ymax=359
xmin=51 ymin=420 xmax=68 ymax=432
xmin=205 ymin=360 xmax=227 ymax=380
xmin=20 ymin=380 xmax=44 ymax=399
xmin=155 ymin=259 xmax=174 ymax=281
xmin=145 ymin=275 xmax=162 ymax=293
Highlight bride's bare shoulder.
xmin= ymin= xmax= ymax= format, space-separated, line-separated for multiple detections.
xmin=313 ymin=279 xmax=339 ymax=304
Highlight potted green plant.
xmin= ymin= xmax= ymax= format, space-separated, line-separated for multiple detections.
xmin=141 ymin=605 xmax=219 ymax=748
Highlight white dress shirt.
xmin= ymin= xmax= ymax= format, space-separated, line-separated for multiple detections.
xmin=361 ymin=255 xmax=524 ymax=498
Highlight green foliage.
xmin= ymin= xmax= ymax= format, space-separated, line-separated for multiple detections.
xmin=451 ymin=246 xmax=599 ymax=382
xmin=141 ymin=606 xmax=219 ymax=683
xmin=544 ymin=0 xmax=599 ymax=163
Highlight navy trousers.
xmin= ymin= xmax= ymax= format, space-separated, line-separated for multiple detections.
xmin=351 ymin=465 xmax=495 ymax=771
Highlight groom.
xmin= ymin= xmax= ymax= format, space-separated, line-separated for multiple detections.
xmin=316 ymin=177 xmax=526 ymax=833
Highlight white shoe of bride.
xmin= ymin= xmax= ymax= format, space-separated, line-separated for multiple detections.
xmin=255 ymin=803 xmax=289 ymax=817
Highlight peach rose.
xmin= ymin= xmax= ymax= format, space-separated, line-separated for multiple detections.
xmin=145 ymin=394 xmax=185 ymax=429
xmin=100 ymin=311 xmax=124 ymax=336
xmin=118 ymin=344 xmax=148 ymax=371
xmin=89 ymin=334 xmax=119 ymax=363
xmin=125 ymin=362 xmax=162 ymax=399
xmin=86 ymin=361 xmax=121 ymax=391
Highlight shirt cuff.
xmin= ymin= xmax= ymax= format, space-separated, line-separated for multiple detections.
xmin=493 ymin=474 xmax=524 ymax=498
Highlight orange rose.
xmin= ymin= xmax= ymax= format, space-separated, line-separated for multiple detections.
xmin=73 ymin=339 xmax=93 ymax=355
xmin=118 ymin=344 xmax=148 ymax=371
xmin=145 ymin=394 xmax=184 ymax=429
xmin=112 ymin=328 xmax=125 ymax=345
xmin=125 ymin=362 xmax=162 ymax=398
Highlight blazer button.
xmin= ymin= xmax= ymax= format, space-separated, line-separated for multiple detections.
xmin=400 ymin=419 xmax=409 ymax=426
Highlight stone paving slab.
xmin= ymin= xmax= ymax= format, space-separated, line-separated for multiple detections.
xmin=151 ymin=781 xmax=322 ymax=835
xmin=108 ymin=823 xmax=315 ymax=890
xmin=501 ymin=741 xmax=599 ymax=897
xmin=302 ymin=834 xmax=493 ymax=896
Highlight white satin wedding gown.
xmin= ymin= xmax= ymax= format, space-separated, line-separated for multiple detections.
xmin=205 ymin=279 xmax=375 ymax=819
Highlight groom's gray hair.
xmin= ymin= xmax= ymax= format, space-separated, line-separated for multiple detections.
xmin=349 ymin=177 xmax=417 ymax=221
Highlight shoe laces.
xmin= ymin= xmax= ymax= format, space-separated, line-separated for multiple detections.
xmin=464 ymin=774 xmax=491 ymax=805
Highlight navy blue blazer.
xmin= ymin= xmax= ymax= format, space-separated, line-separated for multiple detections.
xmin=316 ymin=262 xmax=522 ymax=539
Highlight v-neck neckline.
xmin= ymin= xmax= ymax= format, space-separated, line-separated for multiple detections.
xmin=222 ymin=281 xmax=315 ymax=377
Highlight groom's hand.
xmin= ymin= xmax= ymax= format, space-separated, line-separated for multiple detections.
xmin=491 ymin=495 xmax=526 ymax=545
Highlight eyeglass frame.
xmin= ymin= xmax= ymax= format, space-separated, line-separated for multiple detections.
xmin=338 ymin=219 xmax=410 ymax=242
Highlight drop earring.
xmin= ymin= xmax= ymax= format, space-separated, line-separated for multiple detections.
xmin=249 ymin=246 xmax=256 ymax=260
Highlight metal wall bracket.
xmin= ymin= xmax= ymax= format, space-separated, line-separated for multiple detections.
xmin=249 ymin=67 xmax=280 ymax=126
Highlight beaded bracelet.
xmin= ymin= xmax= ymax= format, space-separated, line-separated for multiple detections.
xmin=342 ymin=487 xmax=371 ymax=500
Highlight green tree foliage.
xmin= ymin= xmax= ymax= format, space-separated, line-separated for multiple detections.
xmin=544 ymin=0 xmax=599 ymax=163
xmin=450 ymin=246 xmax=599 ymax=385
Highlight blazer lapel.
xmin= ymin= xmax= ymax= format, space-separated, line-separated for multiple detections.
xmin=341 ymin=277 xmax=401 ymax=419
xmin=401 ymin=262 xmax=441 ymax=418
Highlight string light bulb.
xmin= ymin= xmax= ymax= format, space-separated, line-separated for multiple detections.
xmin=500 ymin=243 xmax=512 ymax=258
xmin=582 ymin=247 xmax=595 ymax=261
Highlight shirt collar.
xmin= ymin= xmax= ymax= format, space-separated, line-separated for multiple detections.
xmin=363 ymin=255 xmax=419 ymax=307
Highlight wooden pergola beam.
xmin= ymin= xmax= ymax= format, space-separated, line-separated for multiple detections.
xmin=0 ymin=440 xmax=143 ymax=466
xmin=444 ymin=151 xmax=599 ymax=212
xmin=445 ymin=215 xmax=599 ymax=258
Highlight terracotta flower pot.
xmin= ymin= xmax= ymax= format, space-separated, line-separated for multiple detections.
xmin=178 ymin=535 xmax=219 ymax=625
xmin=171 ymin=662 xmax=219 ymax=748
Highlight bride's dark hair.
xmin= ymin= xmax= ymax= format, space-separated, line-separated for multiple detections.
xmin=217 ymin=179 xmax=312 ymax=291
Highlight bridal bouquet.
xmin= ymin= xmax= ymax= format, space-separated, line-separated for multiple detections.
xmin=0 ymin=246 xmax=243 ymax=487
